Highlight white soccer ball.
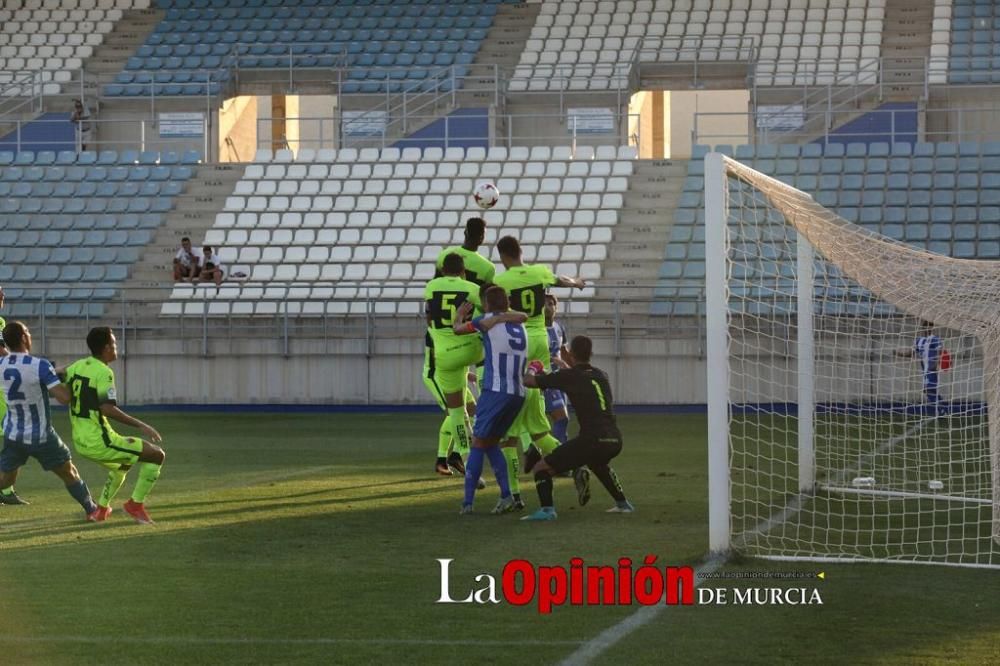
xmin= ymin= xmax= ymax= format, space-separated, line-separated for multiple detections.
xmin=473 ymin=181 xmax=500 ymax=209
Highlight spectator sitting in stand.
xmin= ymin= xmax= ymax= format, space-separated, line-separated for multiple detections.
xmin=173 ymin=237 xmax=201 ymax=282
xmin=197 ymin=246 xmax=225 ymax=286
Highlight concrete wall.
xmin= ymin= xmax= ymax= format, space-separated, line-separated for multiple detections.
xmin=218 ymin=95 xmax=257 ymax=163
xmin=294 ymin=94 xmax=337 ymax=152
xmin=35 ymin=330 xmax=979 ymax=407
xmin=96 ymin=97 xmax=214 ymax=158
xmin=668 ymin=89 xmax=750 ymax=158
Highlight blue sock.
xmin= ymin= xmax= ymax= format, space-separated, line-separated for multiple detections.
xmin=66 ymin=479 xmax=98 ymax=514
xmin=485 ymin=446 xmax=511 ymax=498
xmin=552 ymin=418 xmax=569 ymax=444
xmin=464 ymin=448 xmax=485 ymax=506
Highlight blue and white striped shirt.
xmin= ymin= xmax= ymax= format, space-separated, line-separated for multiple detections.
xmin=915 ymin=335 xmax=942 ymax=374
xmin=473 ymin=313 xmax=529 ymax=397
xmin=1 ymin=353 xmax=61 ymax=445
xmin=547 ymin=321 xmax=567 ymax=361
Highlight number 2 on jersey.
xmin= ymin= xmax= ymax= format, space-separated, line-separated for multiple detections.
xmin=3 ymin=368 xmax=24 ymax=401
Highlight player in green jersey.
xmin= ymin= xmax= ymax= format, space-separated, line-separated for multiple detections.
xmin=434 ymin=217 xmax=496 ymax=287
xmin=424 ymin=253 xmax=485 ymax=476
xmin=64 ymin=327 xmax=165 ymax=524
xmin=493 ymin=235 xmax=585 ymax=505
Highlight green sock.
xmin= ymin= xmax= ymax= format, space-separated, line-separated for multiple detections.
xmin=437 ymin=416 xmax=451 ymax=458
xmin=131 ymin=463 xmax=162 ymax=503
xmin=503 ymin=447 xmax=520 ymax=494
xmin=1 ymin=486 xmax=13 ymax=495
xmin=534 ymin=434 xmax=561 ymax=456
xmin=100 ymin=468 xmax=127 ymax=507
xmin=447 ymin=406 xmax=471 ymax=456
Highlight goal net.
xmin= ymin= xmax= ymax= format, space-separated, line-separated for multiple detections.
xmin=705 ymin=152 xmax=1000 ymax=569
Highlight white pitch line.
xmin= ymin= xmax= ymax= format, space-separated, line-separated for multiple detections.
xmin=555 ymin=556 xmax=724 ymax=666
xmin=0 ymin=635 xmax=583 ymax=647
xmin=561 ymin=414 xmax=938 ymax=665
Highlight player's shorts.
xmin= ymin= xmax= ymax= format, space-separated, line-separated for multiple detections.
xmin=507 ymin=330 xmax=553 ymax=436
xmin=432 ymin=337 xmax=484 ymax=394
xmin=473 ymin=390 xmax=525 ymax=440
xmin=423 ymin=374 xmax=474 ymax=411
xmin=74 ymin=431 xmax=144 ymax=470
xmin=544 ymin=388 xmax=567 ymax=413
xmin=544 ymin=431 xmax=623 ymax=474
xmin=1 ymin=432 xmax=73 ymax=472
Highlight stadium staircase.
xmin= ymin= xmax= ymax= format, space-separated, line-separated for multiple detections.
xmin=471 ymin=1 xmax=539 ymax=87
xmin=879 ymin=0 xmax=933 ymax=98
xmin=118 ymin=161 xmax=245 ymax=317
xmin=592 ymin=158 xmax=686 ymax=322
xmin=73 ymin=6 xmax=165 ymax=106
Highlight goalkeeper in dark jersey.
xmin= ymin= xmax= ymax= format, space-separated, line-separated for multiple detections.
xmin=520 ymin=335 xmax=634 ymax=521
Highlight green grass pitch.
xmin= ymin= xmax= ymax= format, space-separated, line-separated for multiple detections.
xmin=0 ymin=412 xmax=997 ymax=665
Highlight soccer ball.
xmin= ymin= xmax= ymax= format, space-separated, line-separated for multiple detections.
xmin=473 ymin=182 xmax=500 ymax=209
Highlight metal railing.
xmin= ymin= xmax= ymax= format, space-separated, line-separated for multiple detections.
xmin=691 ymin=106 xmax=1000 ymax=148
xmin=0 ymin=116 xmax=208 ymax=157
xmin=254 ymin=111 xmax=639 ymax=153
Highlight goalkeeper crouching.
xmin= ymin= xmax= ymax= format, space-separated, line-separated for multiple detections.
xmin=521 ymin=335 xmax=633 ymax=521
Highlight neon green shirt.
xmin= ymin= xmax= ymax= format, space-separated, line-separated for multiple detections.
xmin=493 ymin=264 xmax=557 ymax=331
xmin=435 ymin=247 xmax=496 ymax=287
xmin=424 ymin=276 xmax=483 ymax=348
xmin=65 ymin=356 xmax=119 ymax=448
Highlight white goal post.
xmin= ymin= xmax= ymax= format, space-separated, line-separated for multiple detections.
xmin=705 ymin=152 xmax=1000 ymax=569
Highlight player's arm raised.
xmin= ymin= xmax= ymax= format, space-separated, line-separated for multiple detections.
xmin=99 ymin=403 xmax=162 ymax=443
xmin=554 ymin=275 xmax=586 ymax=290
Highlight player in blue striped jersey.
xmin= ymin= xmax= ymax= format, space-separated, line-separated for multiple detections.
xmin=0 ymin=322 xmax=100 ymax=519
xmin=452 ymin=287 xmax=529 ymax=515
xmin=543 ymin=294 xmax=571 ymax=444
xmin=897 ymin=320 xmax=944 ymax=412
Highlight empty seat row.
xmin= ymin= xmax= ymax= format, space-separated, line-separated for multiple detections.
xmin=253 ymin=144 xmax=637 ymax=163
xmin=0 ymin=181 xmax=183 ymax=197
xmin=0 ymin=247 xmax=138 ymax=265
xmin=244 ymin=161 xmax=632 ymax=183
xmin=206 ymin=225 xmax=614 ymax=249
xmin=0 ymin=197 xmax=175 ymax=214
xmin=0 ymin=165 xmax=193 ymax=183
xmin=0 ymin=149 xmax=202 ymax=165
xmin=1 ymin=264 xmax=128 ymax=283
xmin=222 ymin=192 xmax=626 ymax=213
xmin=0 ymin=212 xmax=163 ymax=230
xmin=0 ymin=229 xmax=151 ymax=247
xmin=234 ymin=176 xmax=629 ymax=197
xmin=214 ymin=208 xmax=619 ymax=230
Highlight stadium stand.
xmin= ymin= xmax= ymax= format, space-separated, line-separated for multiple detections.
xmin=0 ymin=149 xmax=198 ymax=317
xmin=654 ymin=141 xmax=1000 ymax=315
xmin=942 ymin=0 xmax=1000 ymax=84
xmin=160 ymin=145 xmax=638 ymax=317
xmin=510 ymin=0 xmax=886 ymax=91
xmin=0 ymin=0 xmax=148 ymax=96
xmin=106 ymin=0 xmax=518 ymax=97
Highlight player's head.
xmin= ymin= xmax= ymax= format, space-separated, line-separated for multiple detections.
xmin=87 ymin=326 xmax=118 ymax=362
xmin=464 ymin=217 xmax=486 ymax=248
xmin=441 ymin=252 xmax=465 ymax=278
xmin=484 ymin=285 xmax=509 ymax=313
xmin=2 ymin=321 xmax=31 ymax=353
xmin=921 ymin=319 xmax=934 ymax=332
xmin=181 ymin=236 xmax=192 ymax=252
xmin=569 ymin=335 xmax=593 ymax=365
xmin=496 ymin=235 xmax=522 ymax=268
xmin=544 ymin=293 xmax=558 ymax=325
